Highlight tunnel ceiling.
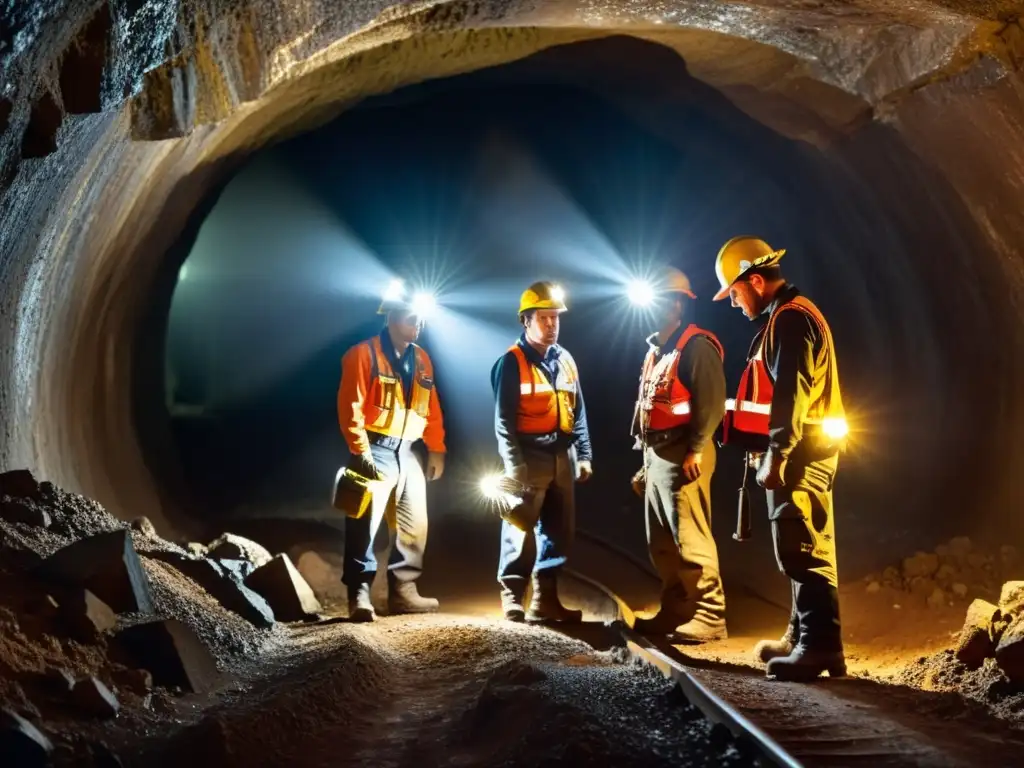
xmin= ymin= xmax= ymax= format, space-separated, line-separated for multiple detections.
xmin=1 ymin=0 xmax=1024 ymax=538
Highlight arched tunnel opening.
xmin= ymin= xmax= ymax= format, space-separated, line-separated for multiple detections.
xmin=4 ymin=4 xmax=1024 ymax=765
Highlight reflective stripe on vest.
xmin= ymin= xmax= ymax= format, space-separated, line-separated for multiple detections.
xmin=723 ymin=296 xmax=843 ymax=447
xmin=638 ymin=324 xmax=724 ymax=433
xmin=511 ymin=344 xmax=578 ymax=435
xmin=364 ymin=337 xmax=434 ymax=443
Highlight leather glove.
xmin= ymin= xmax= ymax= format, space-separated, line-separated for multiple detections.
xmin=631 ymin=467 xmax=646 ymax=498
xmin=350 ymin=453 xmax=382 ymax=482
xmin=756 ymin=449 xmax=785 ymax=490
xmin=426 ymin=451 xmax=445 ymax=481
xmin=576 ymin=460 xmax=593 ymax=483
xmin=682 ymin=451 xmax=703 ymax=483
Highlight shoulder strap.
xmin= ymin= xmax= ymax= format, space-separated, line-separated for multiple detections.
xmin=676 ymin=324 xmax=725 ymax=360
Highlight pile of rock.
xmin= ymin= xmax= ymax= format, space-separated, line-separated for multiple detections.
xmin=0 ymin=468 xmax=325 ymax=764
xmin=862 ymin=536 xmax=1020 ymax=609
xmin=954 ymin=582 xmax=1024 ymax=682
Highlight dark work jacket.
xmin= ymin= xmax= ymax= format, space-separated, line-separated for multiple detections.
xmin=631 ymin=323 xmax=726 ymax=454
xmin=761 ymin=283 xmax=838 ymax=460
xmin=491 ymin=334 xmax=593 ymax=472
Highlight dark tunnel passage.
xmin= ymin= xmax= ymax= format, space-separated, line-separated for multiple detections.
xmin=147 ymin=36 xmax=1019 ymax=601
xmin=7 ymin=4 xmax=1024 ymax=762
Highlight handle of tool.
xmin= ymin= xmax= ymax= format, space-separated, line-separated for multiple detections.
xmin=733 ymin=454 xmax=752 ymax=542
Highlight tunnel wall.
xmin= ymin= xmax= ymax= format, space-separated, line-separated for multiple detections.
xmin=1 ymin=1 xmax=1023 ymax=561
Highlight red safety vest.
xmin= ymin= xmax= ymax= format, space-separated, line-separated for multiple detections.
xmin=637 ymin=324 xmax=724 ymax=433
xmin=362 ymin=336 xmax=435 ymax=443
xmin=722 ymin=295 xmax=844 ymax=452
xmin=511 ymin=344 xmax=578 ymax=435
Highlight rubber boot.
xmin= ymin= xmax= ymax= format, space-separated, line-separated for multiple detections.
xmin=388 ymin=575 xmax=439 ymax=614
xmin=526 ymin=570 xmax=582 ymax=624
xmin=766 ymin=643 xmax=847 ymax=681
xmin=766 ymin=582 xmax=845 ymax=681
xmin=499 ymin=583 xmax=526 ymax=623
xmin=348 ymin=582 xmax=374 ymax=623
xmin=754 ymin=619 xmax=798 ymax=664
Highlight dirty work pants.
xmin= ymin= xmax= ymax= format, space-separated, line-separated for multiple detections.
xmin=644 ymin=440 xmax=725 ymax=623
xmin=342 ymin=442 xmax=427 ymax=587
xmin=767 ymin=449 xmax=842 ymax=651
xmin=497 ymin=447 xmax=576 ymax=599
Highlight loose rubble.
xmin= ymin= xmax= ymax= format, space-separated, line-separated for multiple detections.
xmin=0 ymin=468 xmax=324 ymax=763
xmin=893 ymin=579 xmax=1024 ymax=725
xmin=862 ymin=536 xmax=1022 ymax=609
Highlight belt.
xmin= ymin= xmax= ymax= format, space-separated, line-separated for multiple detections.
xmin=643 ymin=427 xmax=687 ymax=450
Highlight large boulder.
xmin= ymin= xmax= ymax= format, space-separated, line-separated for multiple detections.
xmin=998 ymin=581 xmax=1024 ymax=619
xmin=245 ymin=554 xmax=322 ymax=622
xmin=38 ymin=530 xmax=154 ymax=614
xmin=955 ymin=598 xmax=999 ymax=669
xmin=206 ymin=534 xmax=272 ymax=569
xmin=995 ymin=616 xmax=1024 ymax=683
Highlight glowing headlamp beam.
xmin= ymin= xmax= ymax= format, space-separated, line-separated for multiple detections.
xmin=411 ymin=291 xmax=437 ymax=318
xmin=626 ymin=279 xmax=655 ymax=307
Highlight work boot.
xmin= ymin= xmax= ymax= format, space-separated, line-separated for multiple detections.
xmin=670 ymin=616 xmax=727 ymax=644
xmin=633 ymin=610 xmax=687 ymax=636
xmin=766 ymin=642 xmax=847 ymax=681
xmin=753 ymin=620 xmax=798 ymax=664
xmin=388 ymin=579 xmax=440 ymax=614
xmin=526 ymin=570 xmax=582 ymax=624
xmin=348 ymin=583 xmax=374 ymax=623
xmin=500 ymin=584 xmax=526 ymax=623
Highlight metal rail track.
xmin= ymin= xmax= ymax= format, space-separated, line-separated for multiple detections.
xmin=563 ymin=558 xmax=802 ymax=768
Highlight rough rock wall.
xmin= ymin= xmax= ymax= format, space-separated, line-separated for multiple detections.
xmin=1 ymin=0 xmax=1023 ymax=548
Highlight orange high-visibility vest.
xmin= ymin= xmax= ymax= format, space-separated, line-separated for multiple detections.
xmin=722 ymin=296 xmax=844 ymax=451
xmin=637 ymin=324 xmax=724 ymax=433
xmin=510 ymin=344 xmax=578 ymax=435
xmin=339 ymin=336 xmax=446 ymax=456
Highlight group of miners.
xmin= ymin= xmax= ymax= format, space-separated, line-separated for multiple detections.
xmin=334 ymin=235 xmax=848 ymax=683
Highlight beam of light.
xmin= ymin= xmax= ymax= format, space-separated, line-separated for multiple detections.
xmin=168 ymin=155 xmax=405 ymax=409
xmin=382 ymin=278 xmax=405 ymax=303
xmin=626 ymin=278 xmax=655 ymax=307
xmin=549 ymin=284 xmax=566 ymax=305
xmin=469 ymin=133 xmax=633 ymax=298
xmin=411 ymin=290 xmax=437 ymax=319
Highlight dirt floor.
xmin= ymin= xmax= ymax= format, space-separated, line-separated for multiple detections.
xmin=124 ymin=615 xmax=759 ymax=768
xmin=5 ymin=474 xmax=1024 ymax=767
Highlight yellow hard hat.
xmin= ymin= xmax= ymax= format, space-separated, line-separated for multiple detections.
xmin=518 ymin=281 xmax=567 ymax=316
xmin=663 ymin=266 xmax=697 ymax=299
xmin=712 ymin=236 xmax=786 ymax=301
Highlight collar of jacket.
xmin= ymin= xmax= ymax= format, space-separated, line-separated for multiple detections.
xmin=518 ymin=333 xmax=562 ymax=365
xmin=760 ymin=282 xmax=801 ymax=320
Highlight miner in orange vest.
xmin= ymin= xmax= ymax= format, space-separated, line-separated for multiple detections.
xmin=337 ymin=282 xmax=446 ymax=622
xmin=630 ymin=267 xmax=728 ymax=643
xmin=714 ymin=236 xmax=848 ymax=681
xmin=490 ymin=281 xmax=593 ymax=623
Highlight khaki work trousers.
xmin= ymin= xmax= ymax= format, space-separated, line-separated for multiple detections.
xmin=644 ymin=439 xmax=725 ymax=623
